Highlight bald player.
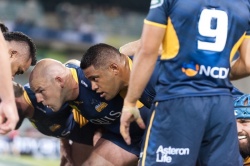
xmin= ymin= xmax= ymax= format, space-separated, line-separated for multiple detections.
xmin=14 ymin=81 xmax=98 ymax=166
xmin=29 ymin=58 xmax=152 ymax=166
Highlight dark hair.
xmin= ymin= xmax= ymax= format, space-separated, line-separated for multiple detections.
xmin=4 ymin=31 xmax=37 ymax=66
xmin=15 ymin=109 xmax=25 ymax=130
xmin=0 ymin=22 xmax=8 ymax=33
xmin=13 ymin=81 xmax=24 ymax=97
xmin=80 ymin=43 xmax=121 ymax=69
xmin=13 ymin=82 xmax=25 ymax=129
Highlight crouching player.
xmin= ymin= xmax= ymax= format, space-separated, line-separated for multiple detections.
xmin=14 ymin=81 xmax=98 ymax=166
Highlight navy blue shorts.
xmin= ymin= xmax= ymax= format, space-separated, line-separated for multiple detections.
xmin=102 ymin=106 xmax=152 ymax=156
xmin=139 ymin=96 xmax=242 ymax=166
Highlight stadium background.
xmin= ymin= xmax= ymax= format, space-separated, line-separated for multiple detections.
xmin=0 ymin=0 xmax=249 ymax=165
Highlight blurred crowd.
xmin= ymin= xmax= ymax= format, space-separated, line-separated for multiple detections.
xmin=0 ymin=0 xmax=145 ymax=38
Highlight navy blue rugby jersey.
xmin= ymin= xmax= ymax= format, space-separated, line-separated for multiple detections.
xmin=23 ymin=84 xmax=95 ymax=144
xmin=66 ymin=63 xmax=124 ymax=125
xmin=128 ymin=56 xmax=160 ymax=105
xmin=66 ymin=63 xmax=154 ymax=124
xmin=66 ymin=63 xmax=153 ymax=137
xmin=146 ymin=0 xmax=250 ymax=101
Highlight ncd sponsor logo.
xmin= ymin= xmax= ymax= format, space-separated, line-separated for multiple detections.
xmin=182 ymin=62 xmax=229 ymax=79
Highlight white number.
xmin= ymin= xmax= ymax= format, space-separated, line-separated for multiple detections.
xmin=198 ymin=9 xmax=228 ymax=52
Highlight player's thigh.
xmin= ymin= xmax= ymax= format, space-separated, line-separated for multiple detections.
xmin=83 ymin=138 xmax=138 ymax=166
xmin=140 ymin=98 xmax=208 ymax=166
xmin=71 ymin=142 xmax=93 ymax=166
xmin=197 ymin=95 xmax=242 ymax=166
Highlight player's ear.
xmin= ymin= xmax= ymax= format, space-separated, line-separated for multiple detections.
xmin=55 ymin=76 xmax=64 ymax=88
xmin=9 ymin=49 xmax=17 ymax=58
xmin=109 ymin=63 xmax=119 ymax=74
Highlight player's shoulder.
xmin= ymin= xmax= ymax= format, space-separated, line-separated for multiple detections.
xmin=149 ymin=0 xmax=174 ymax=9
xmin=65 ymin=62 xmax=79 ymax=69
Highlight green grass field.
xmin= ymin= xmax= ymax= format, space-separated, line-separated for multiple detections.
xmin=0 ymin=155 xmax=59 ymax=166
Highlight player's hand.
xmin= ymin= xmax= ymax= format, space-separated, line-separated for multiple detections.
xmin=0 ymin=100 xmax=19 ymax=134
xmin=120 ymin=105 xmax=145 ymax=145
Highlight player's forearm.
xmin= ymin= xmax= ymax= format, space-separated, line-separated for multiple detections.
xmin=230 ymin=58 xmax=250 ymax=80
xmin=119 ymin=39 xmax=141 ymax=56
xmin=0 ymin=31 xmax=14 ymax=101
xmin=231 ymin=38 xmax=250 ymax=80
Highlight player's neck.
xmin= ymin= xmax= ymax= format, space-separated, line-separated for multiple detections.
xmin=17 ymin=96 xmax=34 ymax=118
xmin=122 ymin=56 xmax=131 ymax=88
xmin=67 ymin=73 xmax=79 ymax=101
xmin=26 ymin=106 xmax=34 ymax=118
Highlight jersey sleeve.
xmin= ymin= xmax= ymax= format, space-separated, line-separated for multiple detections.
xmin=145 ymin=0 xmax=169 ymax=27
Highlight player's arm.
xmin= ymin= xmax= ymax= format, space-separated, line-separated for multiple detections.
xmin=119 ymin=39 xmax=163 ymax=56
xmin=230 ymin=38 xmax=250 ymax=80
xmin=60 ymin=138 xmax=74 ymax=166
xmin=119 ymin=39 xmax=141 ymax=56
xmin=125 ymin=24 xmax=164 ymax=105
xmin=0 ymin=30 xmax=19 ymax=134
xmin=120 ymin=23 xmax=165 ymax=145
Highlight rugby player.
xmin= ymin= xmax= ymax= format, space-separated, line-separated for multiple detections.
xmin=0 ymin=23 xmax=37 ymax=134
xmin=29 ymin=58 xmax=152 ymax=166
xmin=235 ymin=94 xmax=250 ymax=165
xmin=14 ymin=81 xmax=97 ymax=166
xmin=119 ymin=0 xmax=248 ymax=165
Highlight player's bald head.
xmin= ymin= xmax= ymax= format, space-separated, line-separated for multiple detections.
xmin=29 ymin=58 xmax=66 ymax=88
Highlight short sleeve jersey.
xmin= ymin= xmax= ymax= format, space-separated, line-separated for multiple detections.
xmin=128 ymin=56 xmax=160 ymax=106
xmin=65 ymin=63 xmax=153 ymax=135
xmin=146 ymin=0 xmax=250 ymax=101
xmin=66 ymin=63 xmax=155 ymax=124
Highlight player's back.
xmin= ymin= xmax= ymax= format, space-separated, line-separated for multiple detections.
xmin=146 ymin=0 xmax=250 ymax=100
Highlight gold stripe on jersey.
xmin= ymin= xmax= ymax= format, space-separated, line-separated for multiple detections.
xmin=245 ymin=35 xmax=250 ymax=39
xmin=145 ymin=18 xmax=180 ymax=60
xmin=141 ymin=107 xmax=156 ymax=166
xmin=244 ymin=156 xmax=250 ymax=165
xmin=23 ymin=90 xmax=34 ymax=109
xmin=161 ymin=17 xmax=179 ymax=60
xmin=118 ymin=57 xmax=144 ymax=109
xmin=70 ymin=68 xmax=79 ymax=84
xmin=72 ymin=109 xmax=88 ymax=128
xmin=144 ymin=19 xmax=167 ymax=29
xmin=230 ymin=32 xmax=246 ymax=62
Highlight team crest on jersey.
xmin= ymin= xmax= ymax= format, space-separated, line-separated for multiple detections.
xmin=182 ymin=62 xmax=199 ymax=77
xmin=182 ymin=61 xmax=229 ymax=79
xmin=95 ymin=102 xmax=108 ymax=112
xmin=49 ymin=124 xmax=61 ymax=132
xmin=150 ymin=0 xmax=164 ymax=9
